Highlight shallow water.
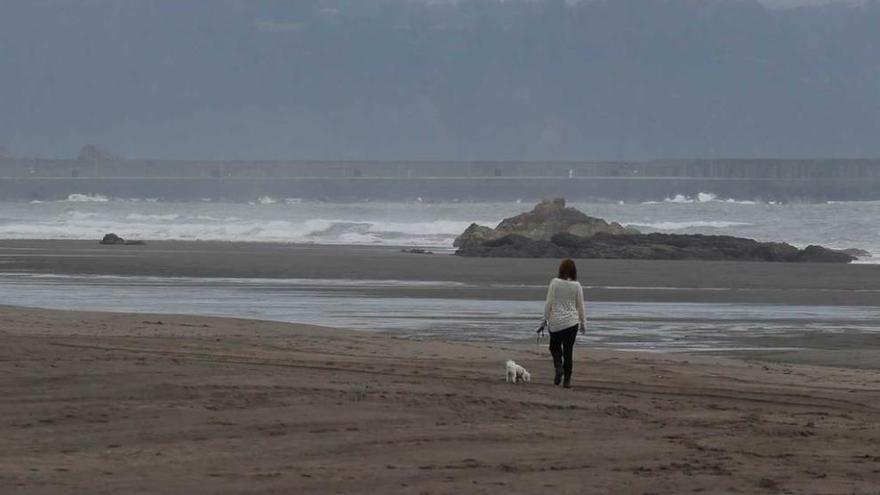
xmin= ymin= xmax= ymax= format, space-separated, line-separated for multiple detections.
xmin=3 ymin=273 xmax=879 ymax=353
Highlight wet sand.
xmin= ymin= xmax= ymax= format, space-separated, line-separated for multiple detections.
xmin=2 ymin=239 xmax=880 ymax=305
xmin=3 ymin=305 xmax=880 ymax=494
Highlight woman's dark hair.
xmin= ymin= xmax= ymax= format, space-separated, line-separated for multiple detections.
xmin=558 ymin=258 xmax=577 ymax=281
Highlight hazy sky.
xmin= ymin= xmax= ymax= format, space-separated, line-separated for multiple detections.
xmin=2 ymin=0 xmax=879 ymax=160
xmin=760 ymin=0 xmax=857 ymax=6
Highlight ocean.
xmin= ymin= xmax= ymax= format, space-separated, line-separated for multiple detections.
xmin=1 ymin=193 xmax=878 ymax=261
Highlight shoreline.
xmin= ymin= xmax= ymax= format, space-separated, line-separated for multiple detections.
xmin=2 ymin=305 xmax=880 ymax=494
xmin=3 ymin=239 xmax=880 ymax=306
xmin=4 ymin=239 xmax=880 ymax=369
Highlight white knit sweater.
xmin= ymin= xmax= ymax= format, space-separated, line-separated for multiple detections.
xmin=543 ymin=277 xmax=586 ymax=333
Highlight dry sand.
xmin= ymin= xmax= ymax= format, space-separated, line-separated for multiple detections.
xmin=2 ymin=305 xmax=880 ymax=494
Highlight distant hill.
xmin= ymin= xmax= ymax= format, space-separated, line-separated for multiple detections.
xmin=2 ymin=0 xmax=879 ymax=160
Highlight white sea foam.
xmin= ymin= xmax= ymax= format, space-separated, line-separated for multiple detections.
xmin=64 ymin=193 xmax=110 ymax=203
xmin=643 ymin=193 xmax=762 ymax=205
xmin=0 ymin=212 xmax=480 ymax=247
xmin=852 ymin=258 xmax=880 ymax=265
xmin=58 ymin=195 xmax=164 ymax=203
xmin=644 ymin=193 xmax=715 ymax=204
xmin=672 ymin=192 xmax=715 ymax=203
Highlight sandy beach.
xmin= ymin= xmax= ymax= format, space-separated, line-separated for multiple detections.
xmin=3 ymin=239 xmax=880 ymax=493
xmin=3 ymin=305 xmax=880 ymax=494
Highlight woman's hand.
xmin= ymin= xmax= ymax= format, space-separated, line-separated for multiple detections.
xmin=579 ymin=322 xmax=586 ymax=335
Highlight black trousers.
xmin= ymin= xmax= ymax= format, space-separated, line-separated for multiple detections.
xmin=549 ymin=325 xmax=578 ymax=380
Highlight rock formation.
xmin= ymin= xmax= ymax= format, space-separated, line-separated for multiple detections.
xmin=454 ymin=224 xmax=501 ymax=249
xmin=841 ymin=248 xmax=872 ymax=259
xmin=401 ymin=248 xmax=434 ymax=255
xmin=100 ymin=233 xmax=125 ymax=245
xmin=99 ymin=233 xmax=145 ymax=246
xmin=455 ymin=200 xmax=854 ymax=263
xmin=454 ymin=198 xmax=636 ymax=249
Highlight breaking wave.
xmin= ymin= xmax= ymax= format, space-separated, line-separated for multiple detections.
xmin=643 ymin=193 xmax=764 ymax=205
xmin=64 ymin=193 xmax=110 ymax=203
xmin=252 ymin=196 xmax=277 ymax=205
xmin=0 ymin=212 xmax=479 ymax=247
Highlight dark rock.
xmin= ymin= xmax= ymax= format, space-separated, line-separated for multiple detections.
xmin=457 ymin=227 xmax=853 ymax=263
xmin=100 ymin=233 xmax=125 ymax=245
xmin=840 ymin=248 xmax=872 ymax=259
xmin=100 ymin=233 xmax=145 ymax=246
xmin=455 ymin=200 xmax=853 ymax=262
xmin=797 ymin=245 xmax=855 ymax=263
xmin=470 ymin=235 xmax=561 ymax=258
xmin=494 ymin=198 xmax=637 ymax=240
xmin=453 ymin=223 xmax=501 ymax=249
xmin=401 ymin=248 xmax=433 ymax=255
xmin=453 ymin=197 xmax=636 ymax=248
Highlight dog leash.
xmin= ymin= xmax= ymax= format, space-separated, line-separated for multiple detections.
xmin=536 ymin=320 xmax=546 ymax=346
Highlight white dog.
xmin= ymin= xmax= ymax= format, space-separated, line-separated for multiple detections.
xmin=505 ymin=360 xmax=531 ymax=384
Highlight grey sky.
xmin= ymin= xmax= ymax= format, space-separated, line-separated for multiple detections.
xmin=2 ymin=0 xmax=879 ymax=160
xmin=759 ymin=0 xmax=859 ymax=6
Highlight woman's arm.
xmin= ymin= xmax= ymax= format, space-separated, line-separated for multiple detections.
xmin=543 ymin=281 xmax=554 ymax=323
xmin=577 ymin=283 xmax=586 ymax=332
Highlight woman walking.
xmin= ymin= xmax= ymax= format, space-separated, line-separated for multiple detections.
xmin=542 ymin=259 xmax=586 ymax=388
